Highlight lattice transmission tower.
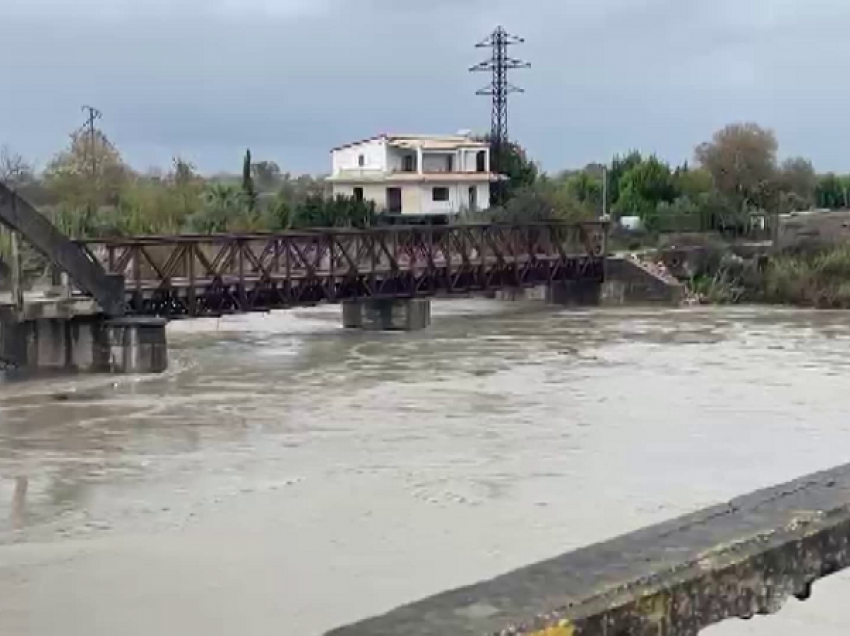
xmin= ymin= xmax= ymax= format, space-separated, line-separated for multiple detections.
xmin=470 ymin=26 xmax=530 ymax=201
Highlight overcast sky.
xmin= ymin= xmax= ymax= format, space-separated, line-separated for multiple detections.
xmin=3 ymin=0 xmax=850 ymax=174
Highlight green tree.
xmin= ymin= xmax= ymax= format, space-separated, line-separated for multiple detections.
xmin=252 ymin=160 xmax=282 ymax=192
xmin=695 ymin=123 xmax=778 ymax=212
xmin=778 ymin=157 xmax=817 ymax=211
xmin=490 ymin=178 xmax=593 ymax=223
xmin=482 ymin=138 xmax=537 ymax=203
xmin=189 ymin=183 xmax=246 ymax=234
xmin=44 ymin=128 xmax=130 ymax=212
xmin=564 ymin=171 xmax=603 ymax=211
xmin=170 ymin=157 xmax=203 ymax=224
xmin=816 ymin=174 xmax=850 ymax=209
xmin=263 ymin=194 xmax=294 ymax=231
xmin=608 ymin=151 xmax=643 ymax=206
xmin=292 ymin=194 xmax=375 ymax=229
xmin=613 ymin=156 xmax=678 ymax=218
xmin=242 ymin=149 xmax=257 ymax=213
xmin=674 ymin=164 xmax=713 ymax=200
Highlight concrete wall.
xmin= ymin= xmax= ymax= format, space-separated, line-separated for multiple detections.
xmin=331 ymin=183 xmax=388 ymax=208
xmin=331 ymin=182 xmax=490 ymax=215
xmin=460 ymin=148 xmax=489 ymax=173
xmin=777 ymin=210 xmax=850 ymax=251
xmin=332 ymin=139 xmax=387 ymax=174
xmin=328 ymin=463 xmax=850 ymax=636
xmin=417 ymin=182 xmax=490 ymax=215
xmin=604 ymin=257 xmax=684 ymax=305
xmin=402 ymin=187 xmax=423 ymax=215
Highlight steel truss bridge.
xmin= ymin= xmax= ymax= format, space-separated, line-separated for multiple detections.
xmin=74 ymin=223 xmax=607 ymax=318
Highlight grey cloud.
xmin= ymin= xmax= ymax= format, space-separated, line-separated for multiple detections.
xmin=3 ymin=0 xmax=850 ymax=174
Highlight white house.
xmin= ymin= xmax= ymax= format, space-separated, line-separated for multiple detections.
xmin=327 ymin=133 xmax=495 ymax=217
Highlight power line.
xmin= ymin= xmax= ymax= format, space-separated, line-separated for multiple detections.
xmin=470 ymin=26 xmax=530 ymax=203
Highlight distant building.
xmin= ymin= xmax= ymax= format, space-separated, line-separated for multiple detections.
xmin=327 ymin=134 xmax=496 ymax=218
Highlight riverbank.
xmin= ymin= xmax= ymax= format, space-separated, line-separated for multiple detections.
xmin=638 ymin=238 xmax=850 ymax=309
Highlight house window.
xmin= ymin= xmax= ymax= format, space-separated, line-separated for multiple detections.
xmin=432 ymin=187 xmax=450 ymax=202
xmin=353 ymin=187 xmax=364 ymax=202
xmin=358 ymin=154 xmax=365 ymax=167
xmin=476 ymin=150 xmax=487 ymax=173
xmin=402 ymin=155 xmax=416 ymax=172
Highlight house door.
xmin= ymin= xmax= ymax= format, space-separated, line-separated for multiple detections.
xmin=468 ymin=186 xmax=478 ymax=211
xmin=387 ymin=187 xmax=402 ymax=214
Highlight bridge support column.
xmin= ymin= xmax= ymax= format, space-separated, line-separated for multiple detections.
xmin=491 ymin=286 xmax=547 ymax=302
xmin=546 ymin=280 xmax=602 ymax=307
xmin=1 ymin=316 xmax=102 ymax=371
xmin=0 ymin=314 xmax=167 ymax=374
xmin=342 ymin=299 xmax=431 ymax=331
xmin=102 ymin=317 xmax=168 ymax=374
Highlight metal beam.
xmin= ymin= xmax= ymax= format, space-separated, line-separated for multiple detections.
xmin=328 ymin=464 xmax=850 ymax=635
xmin=79 ymin=222 xmax=608 ymax=318
xmin=0 ymin=182 xmax=124 ymax=316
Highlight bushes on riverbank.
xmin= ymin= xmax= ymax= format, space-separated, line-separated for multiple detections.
xmin=764 ymin=247 xmax=850 ymax=308
xmin=680 ymin=244 xmax=850 ymax=308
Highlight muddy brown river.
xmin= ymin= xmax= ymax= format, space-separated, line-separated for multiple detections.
xmin=2 ymin=301 xmax=850 ymax=635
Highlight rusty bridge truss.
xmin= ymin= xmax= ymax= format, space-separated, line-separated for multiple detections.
xmin=74 ymin=222 xmax=607 ymax=318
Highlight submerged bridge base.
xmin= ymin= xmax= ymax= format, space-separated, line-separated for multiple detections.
xmin=546 ymin=280 xmax=603 ymax=306
xmin=342 ymin=299 xmax=432 ymax=332
xmin=329 ymin=463 xmax=850 ymax=635
xmin=0 ymin=305 xmax=167 ymax=374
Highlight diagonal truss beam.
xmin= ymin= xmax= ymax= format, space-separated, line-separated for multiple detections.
xmin=0 ymin=182 xmax=125 ymax=316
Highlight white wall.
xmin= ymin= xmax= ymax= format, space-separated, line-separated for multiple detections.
xmin=332 ymin=139 xmax=387 ymax=174
xmin=333 ymin=140 xmax=490 ymax=176
xmin=416 ymin=182 xmax=491 ymax=215
xmin=331 ymin=183 xmax=388 ymax=207
xmin=333 ymin=182 xmax=491 ymax=214
xmin=460 ymin=148 xmax=489 ymax=173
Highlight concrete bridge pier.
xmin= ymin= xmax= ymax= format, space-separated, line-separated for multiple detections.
xmin=546 ymin=280 xmax=602 ymax=307
xmin=0 ymin=310 xmax=167 ymax=374
xmin=342 ymin=298 xmax=431 ymax=331
xmin=489 ymin=286 xmax=547 ymax=302
xmin=102 ymin=318 xmax=168 ymax=374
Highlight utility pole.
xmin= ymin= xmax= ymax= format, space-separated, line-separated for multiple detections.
xmin=79 ymin=105 xmax=102 ymax=219
xmin=602 ymin=166 xmax=609 ymax=219
xmin=471 ymin=26 xmax=530 ymax=205
xmin=81 ymin=105 xmax=102 ymax=182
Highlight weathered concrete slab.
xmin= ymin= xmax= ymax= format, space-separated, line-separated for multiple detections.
xmin=604 ymin=255 xmax=684 ymax=305
xmin=0 ymin=293 xmax=101 ymax=321
xmin=328 ymin=464 xmax=850 ymax=635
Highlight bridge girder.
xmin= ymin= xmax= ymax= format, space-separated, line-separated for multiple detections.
xmin=0 ymin=182 xmax=124 ymax=316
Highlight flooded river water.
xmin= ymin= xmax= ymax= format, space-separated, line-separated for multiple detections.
xmin=2 ymin=301 xmax=850 ymax=635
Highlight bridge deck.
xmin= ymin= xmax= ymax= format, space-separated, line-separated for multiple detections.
xmin=76 ymin=223 xmax=608 ymax=318
xmin=328 ymin=464 xmax=850 ymax=635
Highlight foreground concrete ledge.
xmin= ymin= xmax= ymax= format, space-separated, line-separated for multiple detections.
xmin=328 ymin=464 xmax=850 ymax=635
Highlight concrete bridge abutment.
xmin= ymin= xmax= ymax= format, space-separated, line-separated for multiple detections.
xmin=546 ymin=280 xmax=602 ymax=307
xmin=342 ymin=299 xmax=431 ymax=331
xmin=0 ymin=311 xmax=167 ymax=374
